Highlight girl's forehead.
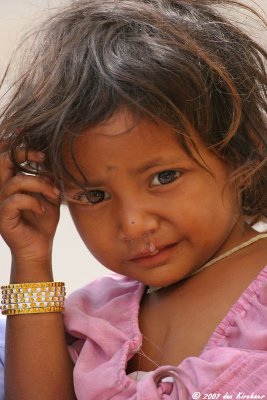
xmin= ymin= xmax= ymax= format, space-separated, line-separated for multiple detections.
xmin=75 ymin=109 xmax=169 ymax=142
xmin=62 ymin=111 xmax=224 ymax=174
xmin=88 ymin=109 xmax=139 ymax=136
xmin=62 ymin=110 xmax=171 ymax=156
xmin=67 ymin=112 xmax=186 ymax=158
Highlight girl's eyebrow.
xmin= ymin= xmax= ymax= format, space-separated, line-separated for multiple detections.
xmin=131 ymin=156 xmax=189 ymax=174
xmin=131 ymin=158 xmax=168 ymax=174
xmin=62 ymin=181 xmax=94 ymax=191
xmin=105 ymin=156 xmax=186 ymax=176
xmin=62 ymin=177 xmax=111 ymax=190
xmin=103 ymin=158 xmax=170 ymax=175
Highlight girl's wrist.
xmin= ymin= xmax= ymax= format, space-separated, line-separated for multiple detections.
xmin=10 ymin=258 xmax=54 ymax=283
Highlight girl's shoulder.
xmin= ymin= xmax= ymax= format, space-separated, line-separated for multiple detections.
xmin=64 ymin=273 xmax=145 ymax=340
xmin=205 ymin=264 xmax=267 ymax=350
xmin=65 ymin=273 xmax=144 ymax=311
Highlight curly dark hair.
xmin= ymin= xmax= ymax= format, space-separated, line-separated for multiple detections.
xmin=0 ymin=0 xmax=266 ymax=221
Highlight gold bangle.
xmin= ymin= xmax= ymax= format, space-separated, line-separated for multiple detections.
xmin=1 ymin=288 xmax=66 ymax=294
xmin=1 ymin=282 xmax=65 ymax=289
xmin=1 ymin=282 xmax=66 ymax=316
xmin=1 ymin=283 xmax=65 ymax=295
xmin=2 ymin=306 xmax=65 ymax=315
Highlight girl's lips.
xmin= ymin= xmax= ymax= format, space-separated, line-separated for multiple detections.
xmin=128 ymin=242 xmax=178 ymax=267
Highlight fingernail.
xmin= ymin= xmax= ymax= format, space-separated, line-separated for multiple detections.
xmin=38 ymin=152 xmax=45 ymax=159
xmin=53 ymin=187 xmax=61 ymax=195
xmin=41 ymin=206 xmax=46 ymax=214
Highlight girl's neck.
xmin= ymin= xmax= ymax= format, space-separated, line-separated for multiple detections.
xmin=188 ymin=231 xmax=267 ymax=279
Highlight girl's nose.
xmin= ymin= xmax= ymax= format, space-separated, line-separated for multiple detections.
xmin=118 ymin=201 xmax=159 ymax=241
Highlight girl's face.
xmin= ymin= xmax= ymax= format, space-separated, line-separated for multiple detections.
xmin=62 ymin=109 xmax=246 ymax=287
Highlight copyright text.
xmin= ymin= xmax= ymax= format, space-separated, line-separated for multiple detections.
xmin=191 ymin=393 xmax=266 ymax=400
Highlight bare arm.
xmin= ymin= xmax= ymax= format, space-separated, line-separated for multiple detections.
xmin=0 ymin=147 xmax=77 ymax=399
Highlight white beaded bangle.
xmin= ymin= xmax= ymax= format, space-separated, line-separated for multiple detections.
xmin=1 ymin=301 xmax=65 ymax=310
xmin=2 ymin=291 xmax=66 ymax=299
xmin=1 ymin=296 xmax=65 ymax=304
xmin=1 ymin=288 xmax=66 ymax=295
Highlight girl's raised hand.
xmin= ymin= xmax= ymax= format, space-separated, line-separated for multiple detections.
xmin=0 ymin=143 xmax=61 ymax=272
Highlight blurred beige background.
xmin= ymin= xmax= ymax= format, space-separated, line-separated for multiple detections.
xmin=0 ymin=0 xmax=266 ymax=294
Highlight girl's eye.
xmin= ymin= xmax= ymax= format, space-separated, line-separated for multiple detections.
xmin=151 ymin=170 xmax=181 ymax=186
xmin=73 ymin=190 xmax=110 ymax=204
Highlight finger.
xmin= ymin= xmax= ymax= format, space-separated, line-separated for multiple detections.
xmin=41 ymin=193 xmax=62 ymax=208
xmin=13 ymin=149 xmax=45 ymax=165
xmin=0 ymin=140 xmax=8 ymax=154
xmin=0 ymin=174 xmax=60 ymax=202
xmin=0 ymin=150 xmax=45 ymax=185
xmin=0 ymin=148 xmax=45 ymax=166
xmin=0 ymin=194 xmax=45 ymax=232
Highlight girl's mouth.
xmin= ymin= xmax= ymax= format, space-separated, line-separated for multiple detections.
xmin=128 ymin=242 xmax=178 ymax=267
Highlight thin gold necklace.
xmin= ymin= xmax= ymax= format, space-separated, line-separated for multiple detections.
xmin=148 ymin=232 xmax=267 ymax=294
xmin=188 ymin=232 xmax=267 ymax=278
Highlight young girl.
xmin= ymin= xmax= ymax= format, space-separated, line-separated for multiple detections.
xmin=0 ymin=0 xmax=266 ymax=398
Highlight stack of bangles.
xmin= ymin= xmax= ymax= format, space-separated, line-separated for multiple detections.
xmin=0 ymin=282 xmax=66 ymax=315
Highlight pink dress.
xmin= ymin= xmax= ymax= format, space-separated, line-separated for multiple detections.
xmin=63 ymin=266 xmax=267 ymax=399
